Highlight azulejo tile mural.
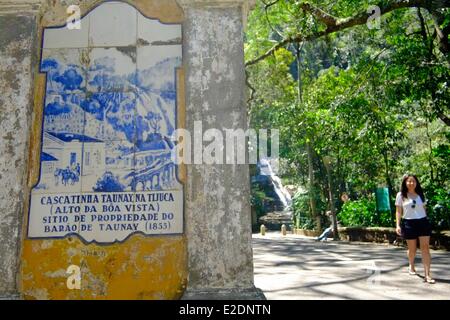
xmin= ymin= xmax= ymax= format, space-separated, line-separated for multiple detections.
xmin=29 ymin=1 xmax=183 ymax=243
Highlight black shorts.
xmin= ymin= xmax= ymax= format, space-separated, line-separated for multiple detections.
xmin=401 ymin=217 xmax=432 ymax=240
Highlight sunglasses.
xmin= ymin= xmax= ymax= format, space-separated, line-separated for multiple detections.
xmin=411 ymin=199 xmax=416 ymax=208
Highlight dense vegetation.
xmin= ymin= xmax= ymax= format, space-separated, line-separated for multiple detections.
xmin=246 ymin=0 xmax=450 ymax=231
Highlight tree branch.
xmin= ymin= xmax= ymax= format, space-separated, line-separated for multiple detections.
xmin=246 ymin=0 xmax=450 ymax=67
xmin=262 ymin=0 xmax=284 ymax=39
xmin=417 ymin=8 xmax=429 ymax=44
xmin=245 ymin=69 xmax=256 ymax=105
xmin=436 ymin=111 xmax=450 ymax=126
xmin=246 ymin=31 xmax=326 ymax=67
xmin=299 ymin=2 xmax=338 ymax=27
xmin=428 ymin=7 xmax=450 ymax=57
xmin=262 ymin=0 xmax=280 ymax=10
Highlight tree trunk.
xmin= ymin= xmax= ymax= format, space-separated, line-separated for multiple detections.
xmin=383 ymin=150 xmax=395 ymax=225
xmin=425 ymin=120 xmax=435 ymax=182
xmin=325 ymin=163 xmax=339 ymax=240
xmin=295 ymin=43 xmax=303 ymax=104
xmin=307 ymin=142 xmax=320 ymax=230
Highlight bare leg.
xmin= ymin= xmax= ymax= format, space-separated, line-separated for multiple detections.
xmin=419 ymin=236 xmax=434 ymax=282
xmin=406 ymin=239 xmax=417 ymax=272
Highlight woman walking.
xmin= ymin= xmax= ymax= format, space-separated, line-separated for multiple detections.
xmin=395 ymin=174 xmax=435 ymax=283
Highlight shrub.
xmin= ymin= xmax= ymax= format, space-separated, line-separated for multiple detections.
xmin=250 ymin=185 xmax=269 ymax=221
xmin=292 ymin=188 xmax=327 ymax=230
xmin=93 ymin=171 xmax=124 ymax=192
xmin=378 ymin=210 xmax=394 ymax=227
xmin=338 ymin=197 xmax=392 ymax=227
xmin=425 ymin=186 xmax=450 ymax=231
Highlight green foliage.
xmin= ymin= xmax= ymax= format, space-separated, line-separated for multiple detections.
xmin=338 ymin=196 xmax=393 ymax=227
xmin=251 ymin=184 xmax=271 ymax=221
xmin=378 ymin=210 xmax=394 ymax=228
xmin=246 ymin=1 xmax=450 ymax=229
xmin=425 ymin=186 xmax=450 ymax=231
xmin=297 ymin=217 xmax=317 ymax=230
xmin=292 ymin=191 xmax=310 ymax=228
xmin=340 ymin=198 xmax=372 ymax=227
xmin=292 ymin=189 xmax=327 ymax=230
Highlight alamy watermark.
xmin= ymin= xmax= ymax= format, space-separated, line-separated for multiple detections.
xmin=366 ymin=260 xmax=382 ymax=288
xmin=66 ymin=264 xmax=81 ymax=290
xmin=367 ymin=5 xmax=381 ymax=30
xmin=67 ymin=5 xmax=81 ymax=30
xmin=171 ymin=121 xmax=280 ymax=172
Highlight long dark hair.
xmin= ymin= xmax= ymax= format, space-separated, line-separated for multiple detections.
xmin=401 ymin=174 xmax=425 ymax=202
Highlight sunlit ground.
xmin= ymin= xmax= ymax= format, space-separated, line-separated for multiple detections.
xmin=253 ymin=232 xmax=450 ymax=300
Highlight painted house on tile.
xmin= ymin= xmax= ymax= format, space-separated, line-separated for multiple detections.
xmin=40 ymin=152 xmax=58 ymax=177
xmin=37 ymin=132 xmax=105 ymax=191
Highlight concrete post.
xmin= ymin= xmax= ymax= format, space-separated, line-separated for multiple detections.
xmin=0 ymin=0 xmax=40 ymax=299
xmin=0 ymin=0 xmax=265 ymax=300
xmin=177 ymin=0 xmax=264 ymax=299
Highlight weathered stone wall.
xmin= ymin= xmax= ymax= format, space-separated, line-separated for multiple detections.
xmin=21 ymin=0 xmax=189 ymax=300
xmin=181 ymin=2 xmax=261 ymax=298
xmin=0 ymin=11 xmax=37 ymax=298
xmin=38 ymin=0 xmax=183 ymax=27
xmin=0 ymin=0 xmax=263 ymax=299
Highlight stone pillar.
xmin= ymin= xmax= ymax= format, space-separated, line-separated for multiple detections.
xmin=177 ymin=0 xmax=264 ymax=299
xmin=0 ymin=0 xmax=40 ymax=299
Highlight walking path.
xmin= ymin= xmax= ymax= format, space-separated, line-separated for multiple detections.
xmin=253 ymin=232 xmax=450 ymax=300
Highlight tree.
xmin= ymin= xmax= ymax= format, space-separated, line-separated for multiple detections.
xmin=245 ymin=0 xmax=450 ymax=229
xmin=247 ymin=0 xmax=450 ymax=125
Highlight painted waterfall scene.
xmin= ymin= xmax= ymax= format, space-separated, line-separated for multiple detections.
xmin=33 ymin=12 xmax=182 ymax=194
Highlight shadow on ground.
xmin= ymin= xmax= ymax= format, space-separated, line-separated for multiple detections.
xmin=252 ymin=233 xmax=450 ymax=300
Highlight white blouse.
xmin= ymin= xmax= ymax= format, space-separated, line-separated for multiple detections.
xmin=395 ymin=192 xmax=426 ymax=220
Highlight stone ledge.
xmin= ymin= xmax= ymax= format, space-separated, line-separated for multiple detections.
xmin=338 ymin=227 xmax=450 ymax=250
xmin=181 ymin=286 xmax=266 ymax=300
xmin=293 ymin=228 xmax=320 ymax=237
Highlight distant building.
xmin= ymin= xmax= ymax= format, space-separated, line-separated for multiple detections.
xmin=43 ymin=131 xmax=105 ymax=175
xmin=40 ymin=152 xmax=58 ymax=176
